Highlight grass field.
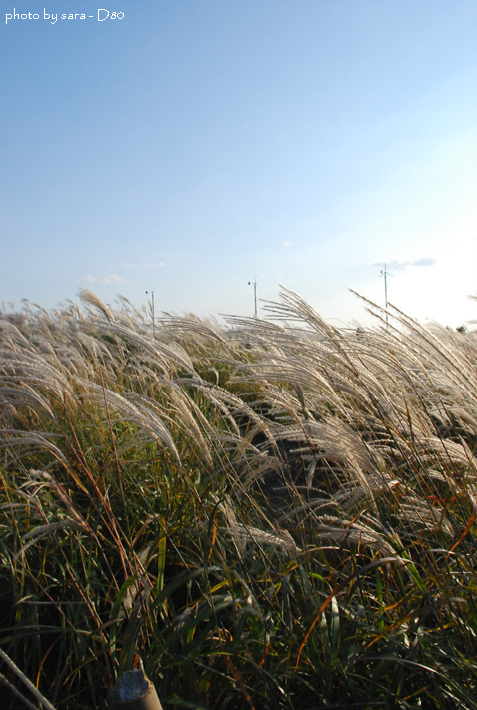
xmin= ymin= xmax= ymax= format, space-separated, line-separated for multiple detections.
xmin=1 ymin=288 xmax=477 ymax=709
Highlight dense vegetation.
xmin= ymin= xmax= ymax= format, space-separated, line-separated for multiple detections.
xmin=1 ymin=288 xmax=477 ymax=709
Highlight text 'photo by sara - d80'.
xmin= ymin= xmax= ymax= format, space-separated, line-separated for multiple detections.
xmin=5 ymin=9 xmax=124 ymax=24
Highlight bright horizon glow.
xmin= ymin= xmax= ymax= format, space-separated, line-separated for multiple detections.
xmin=1 ymin=1 xmax=476 ymax=328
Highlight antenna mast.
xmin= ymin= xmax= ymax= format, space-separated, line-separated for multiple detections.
xmin=248 ymin=279 xmax=258 ymax=318
xmin=379 ymin=264 xmax=392 ymax=328
xmin=146 ymin=290 xmax=155 ymax=337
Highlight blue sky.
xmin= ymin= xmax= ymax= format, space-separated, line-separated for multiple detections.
xmin=1 ymin=1 xmax=476 ymax=326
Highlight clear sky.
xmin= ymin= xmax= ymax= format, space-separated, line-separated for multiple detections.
xmin=1 ymin=1 xmax=476 ymax=327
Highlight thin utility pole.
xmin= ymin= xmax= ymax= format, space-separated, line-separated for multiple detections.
xmin=146 ymin=290 xmax=155 ymax=337
xmin=248 ymin=279 xmax=257 ymax=317
xmin=380 ymin=264 xmax=392 ymax=328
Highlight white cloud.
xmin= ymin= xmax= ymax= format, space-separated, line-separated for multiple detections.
xmin=412 ymin=257 xmax=438 ymax=267
xmin=371 ymin=257 xmax=437 ymax=271
xmin=283 ymin=240 xmax=293 ymax=247
xmin=85 ymin=274 xmax=127 ymax=285
xmin=121 ymin=261 xmax=166 ymax=270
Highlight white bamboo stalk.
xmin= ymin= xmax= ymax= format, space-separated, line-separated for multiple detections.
xmin=0 ymin=648 xmax=57 ymax=710
xmin=0 ymin=673 xmax=38 ymax=710
xmin=107 ymin=666 xmax=163 ymax=710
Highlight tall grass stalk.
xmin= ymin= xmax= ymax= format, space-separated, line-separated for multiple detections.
xmin=0 ymin=288 xmax=476 ymax=708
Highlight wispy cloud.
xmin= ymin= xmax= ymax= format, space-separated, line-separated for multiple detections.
xmin=283 ymin=240 xmax=293 ymax=247
xmin=372 ymin=257 xmax=437 ymax=270
xmin=85 ymin=274 xmax=127 ymax=285
xmin=121 ymin=261 xmax=166 ymax=270
xmin=412 ymin=257 xmax=437 ymax=267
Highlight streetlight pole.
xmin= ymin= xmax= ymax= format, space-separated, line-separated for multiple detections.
xmin=379 ymin=264 xmax=392 ymax=328
xmin=146 ymin=291 xmax=155 ymax=337
xmin=248 ymin=279 xmax=257 ymax=318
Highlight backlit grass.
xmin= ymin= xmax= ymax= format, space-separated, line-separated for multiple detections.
xmin=1 ymin=288 xmax=477 ymax=709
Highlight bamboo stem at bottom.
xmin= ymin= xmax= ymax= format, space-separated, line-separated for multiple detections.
xmin=107 ymin=667 xmax=163 ymax=710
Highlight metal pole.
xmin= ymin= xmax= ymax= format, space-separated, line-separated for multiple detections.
xmin=145 ymin=291 xmax=155 ymax=337
xmin=248 ymin=280 xmax=258 ymax=318
xmin=379 ymin=265 xmax=391 ymax=329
